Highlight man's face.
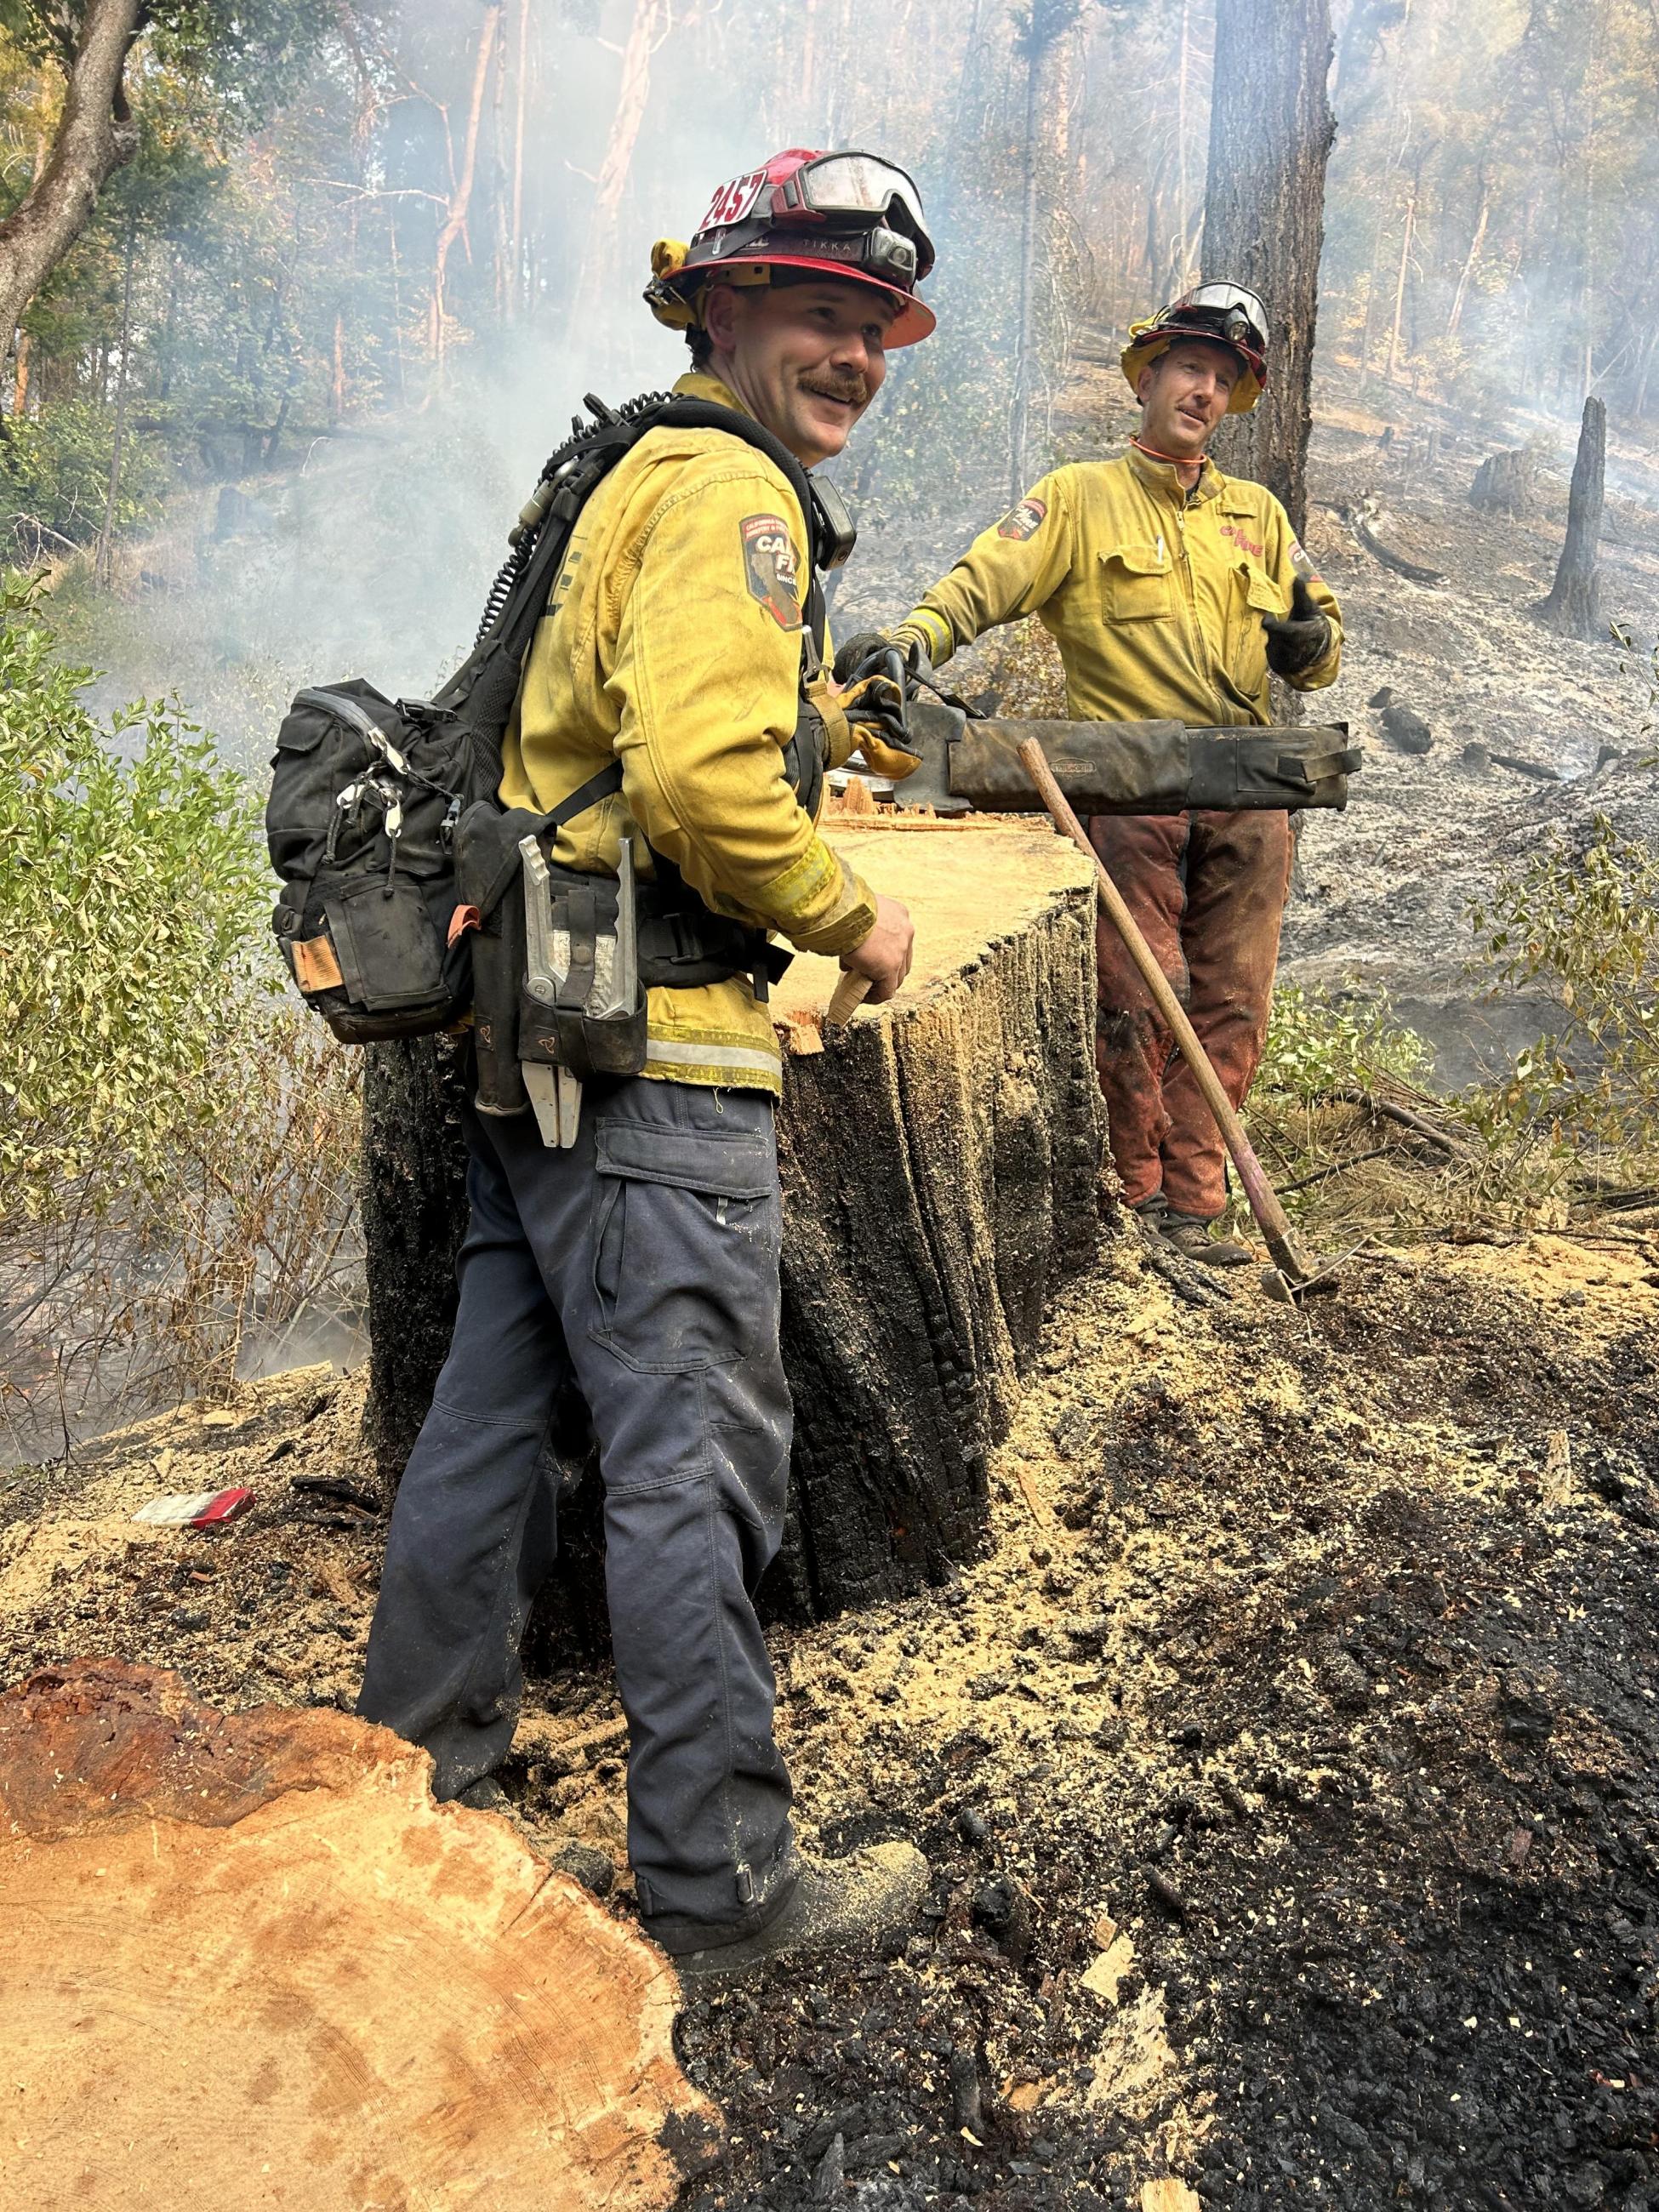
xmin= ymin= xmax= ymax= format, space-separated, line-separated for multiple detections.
xmin=704 ymin=279 xmax=893 ymax=465
xmin=1137 ymin=339 xmax=1240 ymax=458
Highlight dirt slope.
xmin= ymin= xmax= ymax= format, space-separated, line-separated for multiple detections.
xmin=6 ymin=1227 xmax=1659 ymax=2210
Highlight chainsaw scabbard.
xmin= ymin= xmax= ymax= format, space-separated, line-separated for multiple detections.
xmin=909 ymin=708 xmax=1361 ymax=816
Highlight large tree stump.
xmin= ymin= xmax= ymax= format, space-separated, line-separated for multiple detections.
xmin=360 ymin=1031 xmax=470 ymax=1483
xmin=365 ymin=821 xmax=1102 ymax=1650
xmin=765 ymin=819 xmax=1103 ymax=1616
xmin=0 ymin=1659 xmax=716 ymax=2210
xmin=1533 ymin=397 xmax=1606 ymax=640
xmin=531 ymin=819 xmax=1104 ymax=1656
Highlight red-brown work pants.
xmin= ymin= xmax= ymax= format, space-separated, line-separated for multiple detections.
xmin=1087 ymin=809 xmax=1292 ymax=1219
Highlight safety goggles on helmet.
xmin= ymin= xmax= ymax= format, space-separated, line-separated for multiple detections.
xmin=769 ymin=153 xmax=935 ymax=281
xmin=1120 ymin=277 xmax=1268 ymax=413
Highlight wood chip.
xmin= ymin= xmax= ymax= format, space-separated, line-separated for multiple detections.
xmin=1140 ymin=2182 xmax=1201 ymax=2212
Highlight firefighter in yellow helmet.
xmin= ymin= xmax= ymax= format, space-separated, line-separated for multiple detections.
xmin=359 ymin=151 xmax=937 ymax=1983
xmin=842 ymin=282 xmax=1343 ymax=1265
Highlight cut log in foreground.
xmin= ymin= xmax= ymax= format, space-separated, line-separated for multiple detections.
xmin=0 ymin=1658 xmax=716 ymax=2211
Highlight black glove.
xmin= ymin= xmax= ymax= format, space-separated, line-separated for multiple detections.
xmin=831 ymin=629 xmax=933 ymax=689
xmin=1261 ymin=577 xmax=1332 ymax=678
xmin=830 ymin=630 xmax=936 ymax=770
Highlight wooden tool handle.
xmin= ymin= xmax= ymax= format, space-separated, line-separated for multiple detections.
xmin=826 ymin=969 xmax=875 ymax=1025
xmin=1015 ymin=737 xmax=1312 ymax=1283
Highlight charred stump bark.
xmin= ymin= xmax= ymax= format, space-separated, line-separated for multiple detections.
xmin=360 ymin=1033 xmax=470 ymax=1485
xmin=1533 ymin=397 xmax=1606 ymax=641
xmin=362 ymin=822 xmax=1103 ymax=1639
xmin=1199 ymin=0 xmax=1336 ymax=538
xmin=765 ymin=823 xmax=1103 ymax=1616
xmin=1469 ymin=449 xmax=1531 ymax=516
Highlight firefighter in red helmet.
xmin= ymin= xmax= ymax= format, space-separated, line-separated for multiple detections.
xmin=358 ymin=151 xmax=936 ymax=1985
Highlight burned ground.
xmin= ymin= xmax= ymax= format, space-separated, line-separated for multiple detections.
xmin=7 ymin=1228 xmax=1659 ymax=2209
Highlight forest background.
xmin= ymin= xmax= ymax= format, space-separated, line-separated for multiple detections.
xmin=3 ymin=0 xmax=1658 ymax=1451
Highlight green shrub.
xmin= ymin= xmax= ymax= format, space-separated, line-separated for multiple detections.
xmin=1257 ymin=980 xmax=1432 ymax=1104
xmin=0 ymin=573 xmax=271 ymax=1221
xmin=0 ymin=402 xmax=170 ymax=553
xmin=1469 ymin=817 xmax=1659 ymax=1165
xmin=0 ymin=574 xmax=362 ymax=1424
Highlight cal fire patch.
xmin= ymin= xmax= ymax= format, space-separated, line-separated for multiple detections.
xmin=997 ymin=496 xmax=1047 ymax=542
xmin=742 ymin=514 xmax=801 ymax=630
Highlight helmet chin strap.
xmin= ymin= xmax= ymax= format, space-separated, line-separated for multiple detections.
xmin=1131 ymin=434 xmax=1207 ymax=467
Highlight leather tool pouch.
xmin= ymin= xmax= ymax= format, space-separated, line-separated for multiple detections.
xmin=520 ymin=864 xmax=648 ymax=1082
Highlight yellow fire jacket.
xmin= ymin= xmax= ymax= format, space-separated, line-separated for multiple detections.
xmin=499 ymin=371 xmax=875 ymax=1094
xmin=895 ymin=444 xmax=1342 ymax=727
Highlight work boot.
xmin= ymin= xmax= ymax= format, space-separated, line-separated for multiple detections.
xmin=1160 ymin=1210 xmax=1255 ymax=1268
xmin=662 ymin=1842 xmax=930 ymax=1987
xmin=1132 ymin=1193 xmax=1172 ymax=1239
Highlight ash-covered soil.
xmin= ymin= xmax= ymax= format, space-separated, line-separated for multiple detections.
xmin=7 ymin=1229 xmax=1659 ymax=2210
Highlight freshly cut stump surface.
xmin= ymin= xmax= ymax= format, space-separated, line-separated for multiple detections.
xmin=762 ymin=819 xmax=1103 ymax=1618
xmin=0 ymin=1659 xmax=715 ymax=2210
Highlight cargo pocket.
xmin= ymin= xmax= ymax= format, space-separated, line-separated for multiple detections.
xmin=1098 ymin=544 xmax=1174 ymax=622
xmin=1231 ymin=563 xmax=1285 ymax=698
xmin=589 ymin=1117 xmax=781 ymax=1374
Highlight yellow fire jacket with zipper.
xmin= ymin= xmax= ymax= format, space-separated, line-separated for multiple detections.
xmin=894 ymin=444 xmax=1342 ymax=722
xmin=499 ymin=369 xmax=875 ymax=1095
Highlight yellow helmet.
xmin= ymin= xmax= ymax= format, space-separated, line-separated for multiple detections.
xmin=1120 ymin=282 xmax=1268 ymax=414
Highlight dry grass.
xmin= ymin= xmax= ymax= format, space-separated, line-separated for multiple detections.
xmin=2 ymin=1004 xmax=361 ymax=1459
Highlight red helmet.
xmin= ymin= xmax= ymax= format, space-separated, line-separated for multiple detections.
xmin=647 ymin=148 xmax=937 ymax=347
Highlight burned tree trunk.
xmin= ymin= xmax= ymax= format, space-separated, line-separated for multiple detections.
xmin=765 ymin=821 xmax=1102 ymax=1616
xmin=1533 ymin=397 xmax=1606 ymax=641
xmin=1199 ymin=0 xmax=1337 ymax=538
xmin=363 ymin=822 xmax=1103 ymax=1629
xmin=360 ymin=1035 xmax=470 ymax=1485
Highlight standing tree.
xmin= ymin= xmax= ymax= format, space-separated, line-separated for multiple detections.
xmin=1532 ymin=396 xmax=1606 ymax=641
xmin=0 ymin=0 xmax=143 ymax=345
xmin=1007 ymin=0 xmax=1081 ymax=503
xmin=0 ymin=0 xmax=343 ymax=361
xmin=1198 ymin=0 xmax=1337 ymax=537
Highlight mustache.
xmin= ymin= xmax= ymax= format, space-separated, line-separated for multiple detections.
xmin=800 ymin=375 xmax=870 ymax=407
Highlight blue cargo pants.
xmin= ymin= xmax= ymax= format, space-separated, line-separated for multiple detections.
xmin=356 ymin=1074 xmax=797 ymax=1949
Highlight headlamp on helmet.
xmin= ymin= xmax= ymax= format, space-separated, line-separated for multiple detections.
xmin=1120 ymin=280 xmax=1269 ymax=413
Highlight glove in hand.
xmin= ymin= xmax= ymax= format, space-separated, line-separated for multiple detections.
xmin=1261 ymin=576 xmax=1332 ymax=678
xmin=830 ymin=631 xmax=927 ymax=780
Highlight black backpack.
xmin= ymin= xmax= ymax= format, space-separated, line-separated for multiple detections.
xmin=265 ymin=391 xmax=851 ymax=1045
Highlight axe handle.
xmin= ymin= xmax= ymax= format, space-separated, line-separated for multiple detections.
xmin=826 ymin=969 xmax=875 ymax=1025
xmin=1016 ymin=737 xmax=1314 ymax=1285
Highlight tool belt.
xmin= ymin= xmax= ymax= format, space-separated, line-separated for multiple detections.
xmin=455 ymin=770 xmax=792 ymax=1118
